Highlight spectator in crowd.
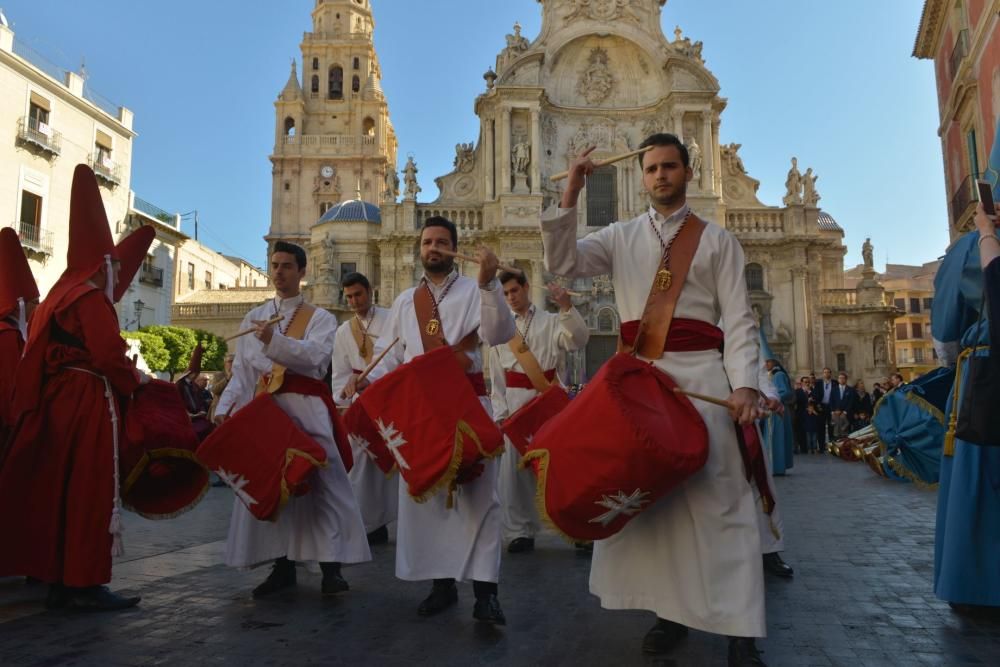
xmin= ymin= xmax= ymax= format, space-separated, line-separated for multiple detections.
xmin=852 ymin=380 xmax=873 ymax=430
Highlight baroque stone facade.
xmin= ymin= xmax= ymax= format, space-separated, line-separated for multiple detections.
xmin=283 ymin=0 xmax=897 ymax=385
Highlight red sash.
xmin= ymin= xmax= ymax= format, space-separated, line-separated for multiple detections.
xmin=276 ymin=373 xmax=354 ymax=472
xmin=620 ymin=318 xmax=723 ymax=353
xmin=505 ymin=368 xmax=557 ymax=390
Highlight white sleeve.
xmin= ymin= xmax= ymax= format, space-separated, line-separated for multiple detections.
xmin=758 ymin=362 xmax=779 ymax=401
xmin=479 ymin=279 xmax=516 ymax=346
xmin=716 ymin=230 xmax=760 ymax=392
xmin=540 ymin=204 xmax=615 ymax=278
xmin=216 ymin=313 xmax=257 ymax=417
xmin=556 ymin=306 xmax=590 ymax=351
xmin=488 ymin=345 xmax=510 ymax=421
xmin=331 ymin=324 xmax=355 ymax=407
xmin=263 ymin=310 xmax=337 ymax=380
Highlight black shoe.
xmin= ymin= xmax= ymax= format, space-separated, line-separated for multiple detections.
xmin=252 ymin=557 xmax=296 ymax=598
xmin=728 ymin=637 xmax=767 ymax=666
xmin=367 ymin=525 xmax=389 ymax=545
xmin=45 ymin=583 xmax=70 ymax=610
xmin=762 ymin=552 xmax=794 ymax=578
xmin=320 ymin=563 xmax=348 ymax=597
xmin=507 ymin=537 xmax=535 ymax=554
xmin=642 ymin=618 xmax=688 ymax=654
xmin=417 ymin=581 xmax=458 ymax=616
xmin=574 ymin=541 xmax=594 ymax=553
xmin=472 ymin=594 xmax=506 ymax=625
xmin=66 ymin=586 xmax=140 ymax=612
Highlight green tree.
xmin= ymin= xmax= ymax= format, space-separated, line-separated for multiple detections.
xmin=142 ymin=325 xmax=198 ymax=380
xmin=194 ymin=329 xmax=228 ymax=371
xmin=121 ymin=330 xmax=170 ymax=373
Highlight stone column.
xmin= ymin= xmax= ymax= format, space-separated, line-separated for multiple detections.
xmin=484 ymin=117 xmax=495 ymax=200
xmin=530 ymin=108 xmax=541 ymax=194
xmin=671 ymin=110 xmax=684 ymax=142
xmin=701 ymin=111 xmax=714 ymax=193
xmin=791 ymin=266 xmax=812 ymax=375
xmin=531 ymin=260 xmax=546 ymax=307
xmin=500 ymin=106 xmax=512 ymax=194
xmin=712 ymin=118 xmax=722 ymax=195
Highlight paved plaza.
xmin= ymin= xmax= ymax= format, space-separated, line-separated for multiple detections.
xmin=1 ymin=454 xmax=998 ymax=666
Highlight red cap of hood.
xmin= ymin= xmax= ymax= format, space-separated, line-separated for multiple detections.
xmin=0 ymin=227 xmax=40 ymax=320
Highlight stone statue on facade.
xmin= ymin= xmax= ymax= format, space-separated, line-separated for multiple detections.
xmin=403 ymin=156 xmax=421 ymax=200
xmin=384 ymin=167 xmax=400 ymax=200
xmin=721 ymin=143 xmax=747 ymax=175
xmin=782 ymin=157 xmax=802 ymax=205
xmin=803 ymin=168 xmax=820 ymax=206
xmin=687 ymin=137 xmax=702 ymax=183
xmin=862 ymin=237 xmax=874 ymax=269
xmin=577 ymin=48 xmax=615 ymax=106
xmin=454 ymin=142 xmax=475 ymax=173
xmin=874 ymin=335 xmax=887 ymax=367
xmin=511 ymin=138 xmax=531 ymax=175
xmin=504 ymin=21 xmax=529 ymax=53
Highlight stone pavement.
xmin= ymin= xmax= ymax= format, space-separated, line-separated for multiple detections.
xmin=1 ymin=455 xmax=998 ymax=666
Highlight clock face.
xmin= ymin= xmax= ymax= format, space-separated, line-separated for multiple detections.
xmin=320 ymin=165 xmax=334 ymax=178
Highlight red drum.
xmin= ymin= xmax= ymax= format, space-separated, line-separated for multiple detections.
xmin=356 ymin=345 xmax=503 ymax=502
xmin=196 ymin=393 xmax=328 ymax=521
xmin=121 ymin=379 xmax=209 ymax=519
xmin=502 ymin=385 xmax=571 ymax=456
xmin=523 ymin=353 xmax=709 ymax=541
xmin=343 ymin=399 xmax=396 ymax=476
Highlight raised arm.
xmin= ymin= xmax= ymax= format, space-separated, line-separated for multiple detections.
xmin=548 ymin=285 xmax=590 ymax=352
xmin=215 ymin=314 xmax=258 ymax=420
xmin=330 ymin=325 xmax=356 ymax=407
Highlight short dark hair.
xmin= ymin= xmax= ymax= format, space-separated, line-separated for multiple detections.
xmin=499 ymin=271 xmax=526 ymax=286
xmin=342 ymin=272 xmax=370 ymax=291
xmin=273 ymin=241 xmax=307 ymax=270
xmin=822 ymin=367 xmax=832 ymax=373
xmin=891 ymin=373 xmax=904 ymax=382
xmin=421 ymin=216 xmax=457 ymax=248
xmin=638 ymin=133 xmax=689 ymax=168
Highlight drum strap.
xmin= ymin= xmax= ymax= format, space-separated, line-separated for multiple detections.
xmin=621 ymin=214 xmax=706 ymax=359
xmin=507 ymin=332 xmax=552 ymax=393
xmin=257 ymin=303 xmax=316 ymax=395
xmin=413 ymin=285 xmax=479 ymax=372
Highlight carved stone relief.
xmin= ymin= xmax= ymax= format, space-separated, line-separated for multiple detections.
xmin=577 ymin=48 xmax=615 ymax=105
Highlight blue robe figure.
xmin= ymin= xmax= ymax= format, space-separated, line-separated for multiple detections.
xmin=932 ymin=178 xmax=1000 ymax=607
xmin=760 ymin=332 xmax=794 ymax=475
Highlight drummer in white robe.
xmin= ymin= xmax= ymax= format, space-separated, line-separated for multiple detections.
xmin=331 ymin=271 xmax=398 ymax=545
xmin=345 ymin=216 xmax=515 ymax=625
xmin=215 ymin=242 xmax=371 ymax=599
xmin=488 ymin=272 xmax=589 ymax=554
xmin=541 ymin=135 xmax=768 ymax=666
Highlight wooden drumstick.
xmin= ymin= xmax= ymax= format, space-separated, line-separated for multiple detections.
xmin=673 ymin=387 xmax=772 ymax=417
xmin=225 ymin=315 xmax=284 ymax=342
xmin=435 ymin=248 xmax=523 ymax=276
xmin=341 ymin=337 xmax=400 ymax=399
xmin=549 ymin=145 xmax=654 ymax=182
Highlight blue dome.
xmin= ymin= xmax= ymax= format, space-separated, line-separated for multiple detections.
xmin=316 ymin=199 xmax=381 ymax=224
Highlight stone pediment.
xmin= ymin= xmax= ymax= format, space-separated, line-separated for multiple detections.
xmin=547 ymin=35 xmax=663 ymax=108
xmin=666 ymin=60 xmax=720 ymax=94
xmin=433 ymin=143 xmax=482 ymax=204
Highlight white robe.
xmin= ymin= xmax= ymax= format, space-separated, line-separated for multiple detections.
xmin=216 ymin=295 xmax=371 ymax=569
xmin=541 ymin=203 xmax=765 ymax=638
xmin=488 ymin=304 xmax=589 ymax=542
xmin=331 ymin=306 xmax=399 ymax=533
xmin=366 ymin=270 xmax=516 ymax=582
xmin=757 ymin=363 xmax=786 ymax=555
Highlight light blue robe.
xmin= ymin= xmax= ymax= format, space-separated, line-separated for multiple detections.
xmin=763 ymin=368 xmax=795 ymax=475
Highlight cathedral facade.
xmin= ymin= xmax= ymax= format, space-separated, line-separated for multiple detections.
xmin=273 ymin=0 xmax=898 ymax=385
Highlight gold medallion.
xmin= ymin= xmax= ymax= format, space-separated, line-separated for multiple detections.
xmin=654 ymin=268 xmax=672 ymax=291
xmin=518 ymin=342 xmax=529 ymax=353
xmin=359 ymin=341 xmax=368 ymax=357
xmin=425 ymin=319 xmax=440 ymax=335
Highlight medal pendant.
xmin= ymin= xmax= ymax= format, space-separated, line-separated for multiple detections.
xmin=425 ymin=319 xmax=440 ymax=335
xmin=518 ymin=342 xmax=529 ymax=353
xmin=654 ymin=268 xmax=672 ymax=291
xmin=359 ymin=341 xmax=368 ymax=357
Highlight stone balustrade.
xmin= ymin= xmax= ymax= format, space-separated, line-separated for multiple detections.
xmin=415 ymin=206 xmax=485 ymax=232
xmin=279 ymin=133 xmax=379 ymax=156
xmin=726 ymin=209 xmax=785 ymax=234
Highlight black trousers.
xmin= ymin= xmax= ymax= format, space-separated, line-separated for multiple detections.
xmin=433 ymin=578 xmax=497 ymax=598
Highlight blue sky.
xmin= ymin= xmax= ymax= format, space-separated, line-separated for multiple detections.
xmin=4 ymin=0 xmax=946 ymax=270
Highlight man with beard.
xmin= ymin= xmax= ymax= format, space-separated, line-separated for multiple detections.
xmin=344 ymin=217 xmax=515 ymax=625
xmin=331 ymin=271 xmax=397 ymax=545
xmin=540 ymin=134 xmax=766 ymax=665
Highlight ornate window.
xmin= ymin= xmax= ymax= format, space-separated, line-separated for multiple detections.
xmin=353 ymin=57 xmax=360 ymax=70
xmin=597 ymin=308 xmax=616 ymax=333
xmin=352 ymin=75 xmax=360 ymax=93
xmin=283 ymin=117 xmax=295 ymax=136
xmin=362 ymin=117 xmax=375 ymax=136
xmin=311 ymin=75 xmax=319 ymax=94
xmin=328 ymin=66 xmax=343 ymax=100
xmin=586 ymin=165 xmax=617 ymax=227
xmin=312 ymin=57 xmax=319 ymax=70
xmin=744 ymin=263 xmax=764 ymax=292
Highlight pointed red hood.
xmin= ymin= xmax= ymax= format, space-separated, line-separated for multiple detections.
xmin=0 ymin=227 xmax=40 ymax=320
xmin=114 ymin=225 xmax=156 ymax=303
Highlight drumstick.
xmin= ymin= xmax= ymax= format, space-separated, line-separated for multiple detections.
xmin=673 ymin=387 xmax=772 ymax=417
xmin=549 ymin=145 xmax=654 ymax=182
xmin=435 ymin=248 xmax=523 ymax=276
xmin=225 ymin=315 xmax=284 ymax=342
xmin=340 ymin=337 xmax=400 ymax=399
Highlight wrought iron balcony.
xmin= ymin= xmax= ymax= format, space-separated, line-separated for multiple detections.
xmin=950 ymin=173 xmax=978 ymax=227
xmin=90 ymin=153 xmax=122 ymax=186
xmin=16 ymin=116 xmax=61 ymax=157
xmin=11 ymin=220 xmax=54 ymax=256
xmin=949 ymin=29 xmax=969 ymax=78
xmin=140 ymin=265 xmax=164 ymax=287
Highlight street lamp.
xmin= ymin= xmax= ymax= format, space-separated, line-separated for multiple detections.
xmin=134 ymin=299 xmax=145 ymax=330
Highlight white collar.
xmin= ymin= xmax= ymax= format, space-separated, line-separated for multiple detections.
xmin=273 ymin=293 xmax=304 ymax=311
xmin=514 ymin=303 xmax=535 ymax=322
xmin=648 ymin=203 xmax=690 ymax=226
xmin=422 ymin=268 xmax=459 ymax=292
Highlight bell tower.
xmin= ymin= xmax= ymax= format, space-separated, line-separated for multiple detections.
xmin=266 ymin=0 xmax=398 ymax=253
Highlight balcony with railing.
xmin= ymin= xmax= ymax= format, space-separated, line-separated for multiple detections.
xmin=16 ymin=116 xmax=62 ymax=157
xmin=90 ymin=152 xmax=122 ymax=186
xmin=132 ymin=196 xmax=176 ymax=226
xmin=949 ymin=29 xmax=969 ymax=78
xmin=726 ymin=209 xmax=785 ymax=235
xmin=279 ymin=133 xmax=379 ymax=156
xmin=950 ymin=174 xmax=978 ymax=227
xmin=10 ymin=220 xmax=54 ymax=256
xmin=139 ymin=265 xmax=164 ymax=287
xmin=416 ymin=206 xmax=485 ymax=232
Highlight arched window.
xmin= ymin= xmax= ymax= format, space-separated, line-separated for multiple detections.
xmin=312 ymin=57 xmax=319 ymax=70
xmin=283 ymin=117 xmax=295 ymax=136
xmin=353 ymin=57 xmax=360 ymax=70
xmin=352 ymin=75 xmax=360 ymax=93
xmin=362 ymin=117 xmax=375 ymax=136
xmin=328 ymin=66 xmax=343 ymax=100
xmin=586 ymin=165 xmax=617 ymax=227
xmin=744 ymin=263 xmax=764 ymax=291
xmin=311 ymin=75 xmax=319 ymax=94
xmin=597 ymin=308 xmax=616 ymax=333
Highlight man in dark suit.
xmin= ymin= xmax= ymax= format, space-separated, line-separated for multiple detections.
xmin=829 ymin=372 xmax=857 ymax=439
xmin=810 ymin=367 xmax=835 ymax=446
